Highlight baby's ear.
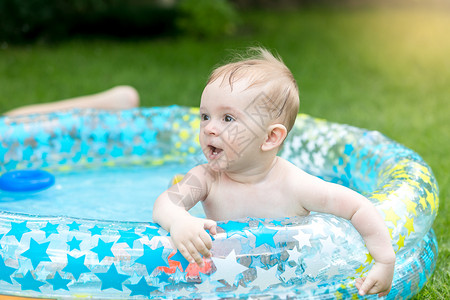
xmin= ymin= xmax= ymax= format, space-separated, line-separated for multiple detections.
xmin=261 ymin=124 xmax=287 ymax=152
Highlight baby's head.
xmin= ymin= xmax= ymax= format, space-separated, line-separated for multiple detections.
xmin=199 ymin=47 xmax=299 ymax=172
xmin=206 ymin=47 xmax=299 ymax=133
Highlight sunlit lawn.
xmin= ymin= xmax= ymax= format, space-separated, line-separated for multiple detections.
xmin=0 ymin=4 xmax=449 ymax=299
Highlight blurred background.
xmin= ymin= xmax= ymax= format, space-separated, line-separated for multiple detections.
xmin=0 ymin=0 xmax=448 ymax=298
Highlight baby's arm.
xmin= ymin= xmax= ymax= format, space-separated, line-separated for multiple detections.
xmin=298 ymin=173 xmax=395 ymax=296
xmin=152 ymin=165 xmax=217 ymax=267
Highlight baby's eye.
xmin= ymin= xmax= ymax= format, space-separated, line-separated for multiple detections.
xmin=224 ymin=114 xmax=235 ymax=122
xmin=201 ymin=114 xmax=210 ymax=121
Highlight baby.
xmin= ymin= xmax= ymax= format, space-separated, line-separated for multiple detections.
xmin=153 ymin=47 xmax=395 ymax=296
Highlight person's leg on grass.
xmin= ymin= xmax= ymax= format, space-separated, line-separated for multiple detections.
xmin=4 ymin=86 xmax=140 ymax=116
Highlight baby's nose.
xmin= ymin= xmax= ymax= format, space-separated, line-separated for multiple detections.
xmin=204 ymin=121 xmax=220 ymax=136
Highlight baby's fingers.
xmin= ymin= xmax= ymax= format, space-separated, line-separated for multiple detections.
xmin=192 ymin=235 xmax=212 ymax=264
xmin=355 ymin=277 xmax=364 ymax=291
xmin=176 ymin=244 xmax=195 ymax=265
xmin=358 ymin=277 xmax=376 ymax=296
xmin=203 ymin=219 xmax=217 ymax=235
xmin=199 ymin=230 xmax=213 ymax=252
xmin=180 ymin=241 xmax=204 ymax=266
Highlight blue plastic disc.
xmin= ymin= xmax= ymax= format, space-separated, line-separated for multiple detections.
xmin=0 ymin=170 xmax=55 ymax=192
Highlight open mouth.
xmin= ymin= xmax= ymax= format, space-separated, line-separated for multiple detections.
xmin=207 ymin=145 xmax=223 ymax=160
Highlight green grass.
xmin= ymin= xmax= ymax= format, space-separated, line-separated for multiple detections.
xmin=1 ymin=5 xmax=449 ymax=299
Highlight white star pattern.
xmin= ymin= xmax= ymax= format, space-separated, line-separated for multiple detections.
xmin=210 ymin=250 xmax=248 ymax=285
xmin=326 ymin=263 xmax=341 ymax=278
xmin=293 ymin=231 xmax=312 ymax=249
xmin=195 ymin=274 xmax=224 ymax=293
xmin=127 ymin=271 xmax=141 ymax=284
xmin=330 ymin=225 xmax=347 ymax=240
xmin=319 ymin=236 xmax=335 ymax=256
xmin=291 ymin=136 xmax=302 ymax=149
xmin=299 ymin=152 xmax=310 ymax=166
xmin=280 ymin=265 xmax=298 ymax=282
xmin=234 ymin=283 xmax=257 ymax=297
xmin=36 ymin=265 xmax=52 ymax=281
xmin=302 ymin=257 xmax=328 ymax=278
xmin=286 ymin=248 xmax=302 ymax=264
xmin=176 ymin=287 xmax=194 ymax=298
xmin=312 ymin=152 xmax=325 ymax=168
xmin=248 ymin=265 xmax=280 ymax=291
xmin=16 ymin=259 xmax=33 ymax=275
xmin=308 ymin=220 xmax=328 ymax=237
xmin=306 ymin=141 xmax=316 ymax=152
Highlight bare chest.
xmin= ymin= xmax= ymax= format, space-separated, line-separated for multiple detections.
xmin=202 ymin=180 xmax=306 ymax=221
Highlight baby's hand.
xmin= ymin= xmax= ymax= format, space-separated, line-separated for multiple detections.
xmin=169 ymin=216 xmax=217 ymax=267
xmin=355 ymin=261 xmax=395 ymax=296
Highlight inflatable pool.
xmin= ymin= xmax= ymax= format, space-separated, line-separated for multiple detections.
xmin=0 ymin=106 xmax=438 ymax=299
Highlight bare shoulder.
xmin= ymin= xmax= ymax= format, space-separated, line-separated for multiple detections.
xmin=189 ymin=164 xmax=216 ymax=180
xmin=185 ymin=164 xmax=216 ymax=192
xmin=271 ymin=157 xmax=316 ymax=215
xmin=165 ymin=164 xmax=216 ymax=208
xmin=275 ymin=157 xmax=328 ymax=193
xmin=276 ymin=157 xmax=311 ymax=178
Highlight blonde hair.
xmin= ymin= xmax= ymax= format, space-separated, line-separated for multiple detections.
xmin=207 ymin=47 xmax=299 ymax=132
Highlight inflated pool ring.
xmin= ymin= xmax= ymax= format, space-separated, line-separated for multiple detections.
xmin=0 ymin=106 xmax=438 ymax=299
xmin=0 ymin=169 xmax=55 ymax=192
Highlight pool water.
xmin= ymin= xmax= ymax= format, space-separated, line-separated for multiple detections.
xmin=0 ymin=163 xmax=206 ymax=222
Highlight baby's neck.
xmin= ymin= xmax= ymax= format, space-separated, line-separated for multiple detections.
xmin=223 ymin=156 xmax=280 ymax=185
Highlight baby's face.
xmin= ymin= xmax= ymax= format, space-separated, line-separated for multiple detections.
xmin=199 ymin=78 xmax=274 ymax=173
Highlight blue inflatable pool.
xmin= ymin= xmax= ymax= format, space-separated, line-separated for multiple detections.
xmin=0 ymin=106 xmax=438 ymax=299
